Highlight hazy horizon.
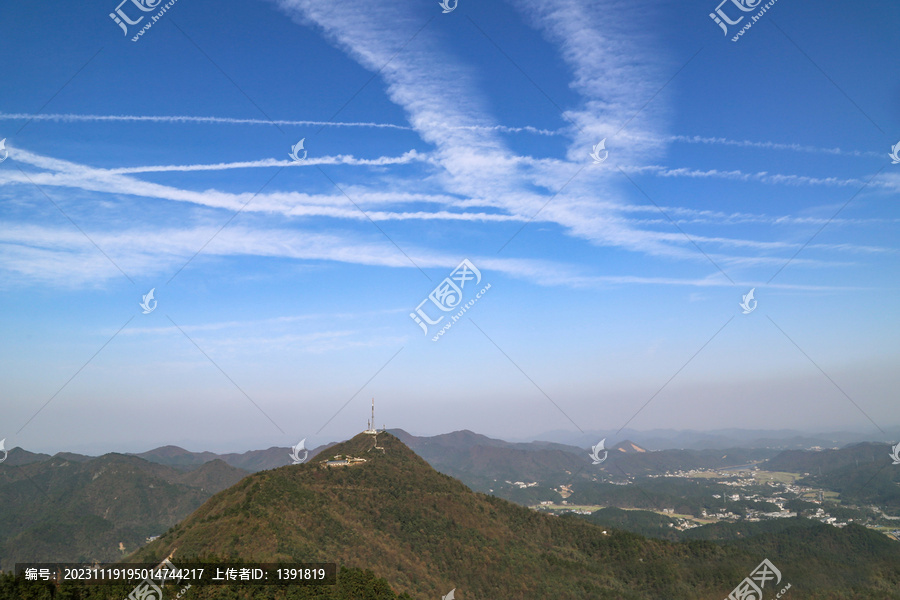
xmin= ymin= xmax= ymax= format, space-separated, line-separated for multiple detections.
xmin=9 ymin=424 xmax=899 ymax=457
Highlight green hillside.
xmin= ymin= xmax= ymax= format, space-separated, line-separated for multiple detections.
xmin=761 ymin=443 xmax=892 ymax=475
xmin=580 ymin=507 xmax=680 ymax=540
xmin=0 ymin=454 xmax=249 ymax=569
xmin=111 ymin=432 xmax=900 ymax=600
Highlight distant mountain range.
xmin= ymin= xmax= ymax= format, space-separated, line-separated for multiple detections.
xmin=2 ymin=448 xmax=93 ymax=467
xmin=520 ymin=427 xmax=899 ymax=451
xmin=133 ymin=443 xmax=335 ymax=472
xmin=3 ymin=442 xmax=338 ymax=473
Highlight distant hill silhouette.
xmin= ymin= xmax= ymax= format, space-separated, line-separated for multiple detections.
xmin=526 ymin=428 xmax=897 ymax=451
xmin=762 ymin=442 xmax=893 ymax=474
xmin=391 ymin=428 xmax=586 ymax=492
xmin=134 ymin=442 xmax=336 ymax=472
xmin=1 ymin=447 xmax=51 ymax=466
xmin=610 ymin=439 xmax=648 ymax=453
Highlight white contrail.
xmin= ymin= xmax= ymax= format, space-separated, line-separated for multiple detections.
xmin=664 ymin=134 xmax=882 ymax=158
xmin=0 ymin=112 xmax=880 ymax=155
xmin=624 ymin=165 xmax=895 ymax=189
xmin=0 ymin=112 xmax=559 ymax=136
xmin=0 ymin=112 xmax=412 ymax=130
xmin=105 ymin=150 xmax=430 ymax=173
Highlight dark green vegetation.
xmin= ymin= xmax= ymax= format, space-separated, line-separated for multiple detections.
xmin=579 ymin=507 xmax=681 ymax=540
xmin=801 ymin=467 xmax=900 ymax=516
xmin=83 ymin=433 xmax=900 ymax=599
xmin=0 ymin=453 xmax=249 ymax=569
xmin=763 ymin=442 xmax=891 ymax=474
xmin=567 ymin=477 xmax=730 ymax=516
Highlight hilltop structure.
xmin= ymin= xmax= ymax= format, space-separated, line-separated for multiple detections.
xmin=322 ymin=400 xmax=385 ymax=467
xmin=363 ymin=398 xmax=386 ymax=453
xmin=323 ymin=455 xmax=367 ymax=468
xmin=363 ymin=397 xmax=383 ymax=435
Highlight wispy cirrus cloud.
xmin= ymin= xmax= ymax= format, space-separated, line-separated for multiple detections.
xmin=0 ymin=0 xmax=889 ymax=290
xmin=3 ymin=143 xmax=891 ymax=271
xmin=2 ymin=144 xmax=891 ymax=294
xmin=272 ymin=0 xmax=686 ymax=261
xmin=0 ymin=221 xmax=857 ymax=290
xmin=511 ymin=0 xmax=669 ymax=159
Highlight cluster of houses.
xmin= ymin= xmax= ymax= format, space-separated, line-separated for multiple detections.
xmin=321 ymin=454 xmax=367 ymax=468
xmin=505 ymin=480 xmax=539 ymax=489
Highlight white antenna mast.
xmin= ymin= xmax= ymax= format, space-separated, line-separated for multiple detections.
xmin=364 ymin=397 xmax=378 ymax=435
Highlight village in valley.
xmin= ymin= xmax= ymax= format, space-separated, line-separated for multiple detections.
xmin=512 ymin=461 xmax=900 ymax=540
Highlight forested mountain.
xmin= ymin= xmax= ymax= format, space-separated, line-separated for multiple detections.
xmin=0 ymin=453 xmax=249 ymax=569
xmin=112 ymin=432 xmax=900 ymax=600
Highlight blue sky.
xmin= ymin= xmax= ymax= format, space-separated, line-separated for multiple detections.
xmin=0 ymin=0 xmax=898 ymax=454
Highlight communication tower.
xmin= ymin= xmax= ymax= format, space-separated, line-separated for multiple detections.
xmin=364 ymin=398 xmax=379 ymax=435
